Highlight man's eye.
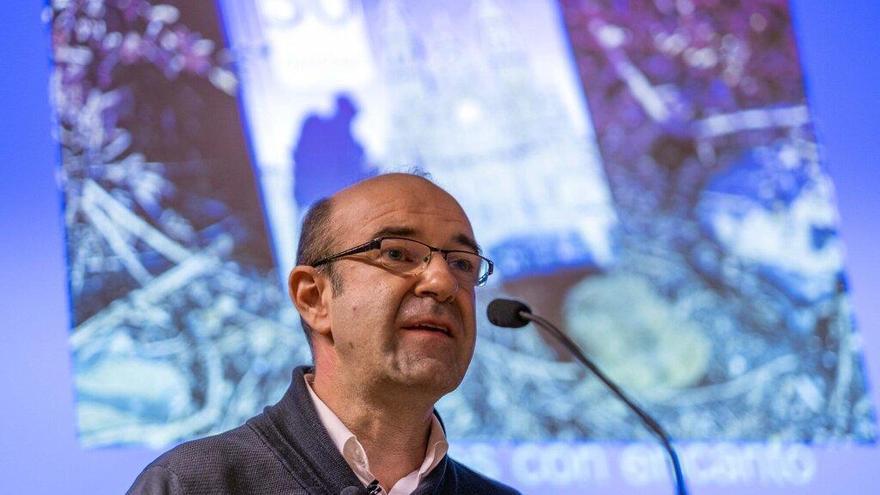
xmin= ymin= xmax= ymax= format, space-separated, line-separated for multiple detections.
xmin=381 ymin=248 xmax=409 ymax=262
xmin=448 ymin=257 xmax=475 ymax=273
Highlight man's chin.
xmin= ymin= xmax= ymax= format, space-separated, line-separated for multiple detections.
xmin=390 ymin=357 xmax=466 ymax=395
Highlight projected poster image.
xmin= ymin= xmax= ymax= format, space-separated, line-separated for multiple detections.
xmin=52 ymin=0 xmax=876 ymax=490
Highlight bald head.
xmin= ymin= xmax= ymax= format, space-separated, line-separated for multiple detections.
xmin=334 ymin=173 xmax=453 ymax=204
xmin=297 ymin=173 xmax=472 ymax=265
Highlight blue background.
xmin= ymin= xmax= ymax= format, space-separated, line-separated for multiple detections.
xmin=1 ymin=1 xmax=878 ymax=493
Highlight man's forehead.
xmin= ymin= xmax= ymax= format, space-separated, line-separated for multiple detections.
xmin=332 ymin=174 xmax=461 ymax=215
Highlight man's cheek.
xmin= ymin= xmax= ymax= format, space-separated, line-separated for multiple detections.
xmin=458 ymin=294 xmax=477 ymax=325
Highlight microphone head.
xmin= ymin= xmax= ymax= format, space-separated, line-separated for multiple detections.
xmin=487 ymin=298 xmax=532 ymax=328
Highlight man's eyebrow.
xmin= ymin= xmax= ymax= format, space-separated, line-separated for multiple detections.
xmin=370 ymin=227 xmax=482 ymax=254
xmin=372 ymin=226 xmax=417 ymax=239
xmin=453 ymin=233 xmax=481 ymax=255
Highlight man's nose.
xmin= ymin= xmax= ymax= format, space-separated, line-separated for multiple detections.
xmin=413 ymin=254 xmax=459 ymax=303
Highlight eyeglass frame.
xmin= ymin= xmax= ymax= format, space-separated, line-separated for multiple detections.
xmin=309 ymin=236 xmax=495 ymax=287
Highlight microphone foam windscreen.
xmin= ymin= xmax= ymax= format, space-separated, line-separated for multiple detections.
xmin=487 ymin=298 xmax=532 ymax=328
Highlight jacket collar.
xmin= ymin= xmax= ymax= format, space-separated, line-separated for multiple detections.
xmin=247 ymin=366 xmax=454 ymax=495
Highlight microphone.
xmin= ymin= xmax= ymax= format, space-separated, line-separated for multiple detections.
xmin=487 ymin=298 xmax=689 ymax=495
xmin=339 ymin=479 xmax=381 ymax=495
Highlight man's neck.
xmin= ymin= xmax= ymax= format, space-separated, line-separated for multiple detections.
xmin=311 ymin=370 xmax=438 ymax=490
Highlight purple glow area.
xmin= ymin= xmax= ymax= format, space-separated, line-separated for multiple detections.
xmin=0 ymin=2 xmax=878 ymax=494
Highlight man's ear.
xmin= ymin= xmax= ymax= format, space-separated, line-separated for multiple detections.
xmin=288 ymin=266 xmax=332 ymax=336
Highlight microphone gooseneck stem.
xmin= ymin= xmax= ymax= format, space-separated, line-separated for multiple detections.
xmin=520 ymin=312 xmax=689 ymax=495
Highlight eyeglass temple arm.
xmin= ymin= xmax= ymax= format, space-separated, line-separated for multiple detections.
xmin=311 ymin=238 xmax=382 ymax=267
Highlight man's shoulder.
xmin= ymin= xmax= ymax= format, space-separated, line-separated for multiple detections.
xmin=445 ymin=456 xmax=521 ymax=495
xmin=148 ymin=422 xmax=266 ymax=473
xmin=127 ymin=422 xmax=300 ymax=495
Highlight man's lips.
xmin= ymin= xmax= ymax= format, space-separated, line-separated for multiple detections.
xmin=400 ymin=319 xmax=455 ymax=337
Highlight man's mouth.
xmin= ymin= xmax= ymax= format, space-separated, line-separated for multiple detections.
xmin=403 ymin=322 xmax=452 ymax=337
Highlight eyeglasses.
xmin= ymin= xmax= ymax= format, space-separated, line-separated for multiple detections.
xmin=310 ymin=236 xmax=494 ymax=287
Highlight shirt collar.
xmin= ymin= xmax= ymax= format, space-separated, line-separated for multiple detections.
xmin=304 ymin=374 xmax=449 ymax=492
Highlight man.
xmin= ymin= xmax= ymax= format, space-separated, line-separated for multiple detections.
xmin=128 ymin=173 xmax=519 ymax=494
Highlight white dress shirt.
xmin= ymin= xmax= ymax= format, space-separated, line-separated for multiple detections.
xmin=304 ymin=375 xmax=449 ymax=495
